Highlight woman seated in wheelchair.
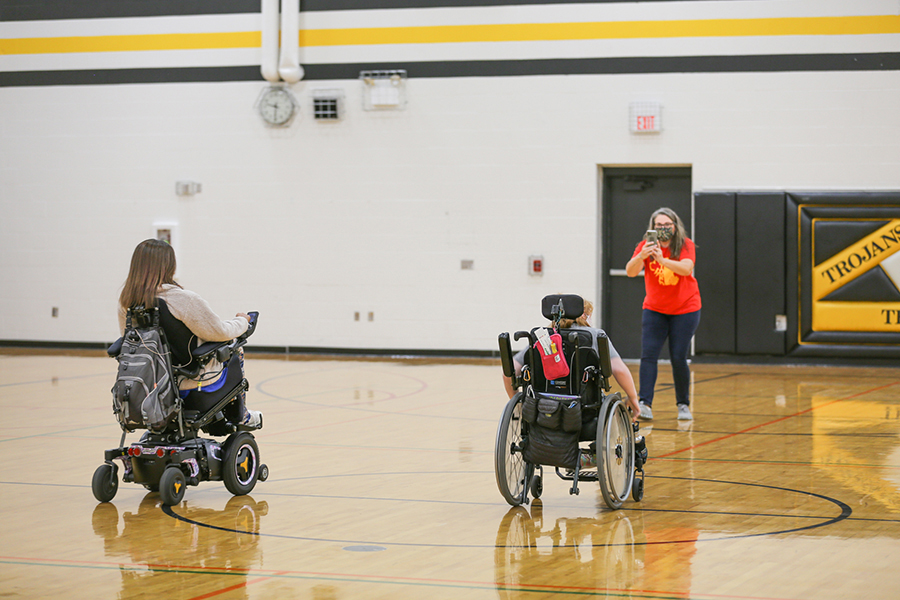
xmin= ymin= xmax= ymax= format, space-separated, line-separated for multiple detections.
xmin=502 ymin=297 xmax=640 ymax=422
xmin=118 ymin=239 xmax=262 ymax=428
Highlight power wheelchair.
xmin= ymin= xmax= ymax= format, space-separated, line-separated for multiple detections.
xmin=92 ymin=301 xmax=268 ymax=507
xmin=496 ymin=294 xmax=647 ymax=510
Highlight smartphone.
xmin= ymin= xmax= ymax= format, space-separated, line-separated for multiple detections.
xmin=644 ymin=230 xmax=658 ymax=245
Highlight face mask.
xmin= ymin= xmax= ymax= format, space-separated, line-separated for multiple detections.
xmin=655 ymin=225 xmax=674 ymax=242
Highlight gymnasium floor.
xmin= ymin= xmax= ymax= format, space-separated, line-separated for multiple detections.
xmin=1 ymin=350 xmax=899 ymax=599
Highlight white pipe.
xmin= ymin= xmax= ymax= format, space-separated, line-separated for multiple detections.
xmin=278 ymin=0 xmax=304 ymax=83
xmin=260 ymin=0 xmax=280 ymax=82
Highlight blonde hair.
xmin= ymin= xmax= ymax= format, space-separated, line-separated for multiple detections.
xmin=558 ymin=298 xmax=593 ymax=329
xmin=119 ymin=239 xmax=180 ymax=309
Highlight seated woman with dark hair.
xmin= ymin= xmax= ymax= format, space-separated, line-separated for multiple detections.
xmin=117 ymin=239 xmax=262 ymax=428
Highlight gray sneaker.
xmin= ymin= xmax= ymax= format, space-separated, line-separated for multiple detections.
xmin=638 ymin=402 xmax=653 ymax=420
xmin=677 ymin=404 xmax=693 ymax=420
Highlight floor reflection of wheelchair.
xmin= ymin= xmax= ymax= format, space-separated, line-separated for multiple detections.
xmin=91 ymin=493 xmax=267 ymax=598
xmin=495 ymin=502 xmax=639 ymax=598
xmin=92 ymin=303 xmax=268 ymax=507
xmin=496 ymin=294 xmax=647 ymax=510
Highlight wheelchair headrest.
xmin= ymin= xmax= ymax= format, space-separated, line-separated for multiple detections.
xmin=541 ymin=294 xmax=584 ymax=321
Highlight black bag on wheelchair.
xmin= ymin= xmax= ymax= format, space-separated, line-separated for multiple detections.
xmin=110 ymin=307 xmax=178 ymax=433
xmin=522 ymin=392 xmax=581 ymax=469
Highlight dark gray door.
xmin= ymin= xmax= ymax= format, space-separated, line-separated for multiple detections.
xmin=601 ymin=167 xmax=692 ymax=359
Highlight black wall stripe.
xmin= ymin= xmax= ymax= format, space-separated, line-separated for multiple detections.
xmin=0 ymin=0 xmax=261 ymax=21
xmin=302 ymin=53 xmax=900 ymax=79
xmin=2 ymin=53 xmax=897 ymax=87
xmin=0 ymin=0 xmax=751 ymax=21
xmin=0 ymin=66 xmax=261 ymax=86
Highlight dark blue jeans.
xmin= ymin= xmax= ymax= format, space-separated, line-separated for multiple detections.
xmin=639 ymin=309 xmax=701 ymax=407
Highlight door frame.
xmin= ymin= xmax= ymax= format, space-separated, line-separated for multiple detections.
xmin=596 ymin=165 xmax=694 ymax=350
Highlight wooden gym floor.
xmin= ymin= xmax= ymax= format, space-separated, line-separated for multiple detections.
xmin=1 ymin=350 xmax=899 ymax=599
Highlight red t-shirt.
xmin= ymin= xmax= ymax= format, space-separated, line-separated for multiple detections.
xmin=631 ymin=237 xmax=701 ymax=315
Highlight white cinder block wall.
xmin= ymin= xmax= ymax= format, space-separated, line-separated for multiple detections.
xmin=1 ymin=0 xmax=898 ymax=352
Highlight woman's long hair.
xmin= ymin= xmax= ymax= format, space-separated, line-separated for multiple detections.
xmin=647 ymin=207 xmax=688 ymax=260
xmin=119 ymin=239 xmax=180 ymax=309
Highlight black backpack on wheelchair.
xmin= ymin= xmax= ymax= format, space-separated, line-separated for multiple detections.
xmin=92 ymin=302 xmax=268 ymax=507
xmin=496 ymin=294 xmax=646 ymax=510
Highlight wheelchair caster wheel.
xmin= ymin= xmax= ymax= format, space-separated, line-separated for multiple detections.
xmin=530 ymin=474 xmax=542 ymax=499
xmin=258 ymin=464 xmax=269 ymax=482
xmin=632 ymin=475 xmax=644 ymax=502
xmin=92 ymin=463 xmax=118 ymax=503
xmin=160 ymin=466 xmax=186 ymax=506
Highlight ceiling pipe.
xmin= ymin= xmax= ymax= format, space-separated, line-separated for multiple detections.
xmin=278 ymin=0 xmax=304 ymax=83
xmin=260 ymin=0 xmax=280 ymax=82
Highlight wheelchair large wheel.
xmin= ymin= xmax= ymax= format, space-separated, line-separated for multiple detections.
xmin=223 ymin=432 xmax=260 ymax=496
xmin=596 ymin=394 xmax=636 ymax=510
xmin=495 ymin=392 xmax=531 ymax=506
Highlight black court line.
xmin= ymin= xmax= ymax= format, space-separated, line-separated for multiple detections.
xmin=159 ymin=474 xmax=852 ymax=548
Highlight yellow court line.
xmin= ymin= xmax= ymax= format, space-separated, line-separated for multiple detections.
xmin=1 ymin=15 xmax=898 ymax=55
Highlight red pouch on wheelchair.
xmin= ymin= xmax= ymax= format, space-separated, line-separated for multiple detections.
xmin=534 ymin=332 xmax=569 ymax=380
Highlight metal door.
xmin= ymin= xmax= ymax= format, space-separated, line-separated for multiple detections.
xmin=600 ymin=167 xmax=692 ymax=359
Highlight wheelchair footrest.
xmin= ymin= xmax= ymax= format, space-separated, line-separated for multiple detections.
xmin=557 ymin=468 xmax=599 ymax=482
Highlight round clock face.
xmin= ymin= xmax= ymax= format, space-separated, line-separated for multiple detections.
xmin=259 ymin=88 xmax=295 ymax=125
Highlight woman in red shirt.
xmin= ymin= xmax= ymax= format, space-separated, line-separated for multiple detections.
xmin=625 ymin=208 xmax=701 ymax=421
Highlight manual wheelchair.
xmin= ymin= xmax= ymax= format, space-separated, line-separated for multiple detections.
xmin=495 ymin=294 xmax=646 ymax=510
xmin=92 ymin=301 xmax=268 ymax=507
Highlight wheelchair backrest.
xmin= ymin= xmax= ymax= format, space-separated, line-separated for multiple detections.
xmin=157 ymin=298 xmax=197 ymax=370
xmin=525 ymin=326 xmax=611 ymax=395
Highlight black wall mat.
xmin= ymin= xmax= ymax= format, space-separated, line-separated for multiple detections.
xmin=735 ymin=193 xmax=786 ymax=354
xmin=694 ymin=193 xmax=736 ymax=354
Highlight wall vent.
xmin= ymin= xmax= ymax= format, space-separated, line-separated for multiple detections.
xmin=312 ymin=89 xmax=343 ymax=120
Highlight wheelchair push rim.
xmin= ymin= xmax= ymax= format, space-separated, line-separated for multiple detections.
xmin=495 ymin=392 xmax=531 ymax=506
xmin=597 ymin=394 xmax=636 ymax=510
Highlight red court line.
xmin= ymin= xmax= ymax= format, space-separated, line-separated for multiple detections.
xmin=187 ymin=575 xmax=280 ymax=600
xmin=1 ymin=555 xmax=801 ymax=600
xmin=656 ymin=381 xmax=899 ymax=459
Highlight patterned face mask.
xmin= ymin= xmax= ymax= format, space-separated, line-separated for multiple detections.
xmin=655 ymin=224 xmax=675 ymax=242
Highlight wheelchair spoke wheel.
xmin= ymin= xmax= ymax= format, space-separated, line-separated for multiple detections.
xmin=597 ymin=394 xmax=636 ymax=510
xmin=495 ymin=392 xmax=530 ymax=506
xmin=223 ymin=432 xmax=260 ymax=497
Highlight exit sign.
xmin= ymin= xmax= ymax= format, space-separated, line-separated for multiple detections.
xmin=630 ymin=102 xmax=661 ymax=133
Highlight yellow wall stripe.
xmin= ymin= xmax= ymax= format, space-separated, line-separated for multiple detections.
xmin=301 ymin=16 xmax=900 ymax=47
xmin=1 ymin=15 xmax=897 ymax=55
xmin=1 ymin=31 xmax=261 ymax=55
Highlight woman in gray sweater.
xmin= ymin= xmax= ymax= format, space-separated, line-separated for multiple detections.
xmin=118 ymin=239 xmax=262 ymax=427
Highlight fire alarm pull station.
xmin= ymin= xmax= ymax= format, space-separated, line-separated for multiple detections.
xmin=529 ymin=256 xmax=543 ymax=276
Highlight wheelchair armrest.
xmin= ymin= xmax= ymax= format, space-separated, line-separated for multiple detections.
xmin=192 ymin=340 xmax=226 ymax=361
xmin=596 ymin=333 xmax=613 ymax=392
xmin=498 ymin=333 xmax=515 ymax=378
xmin=192 ymin=337 xmax=248 ymax=365
xmin=107 ymin=337 xmax=124 ymax=357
